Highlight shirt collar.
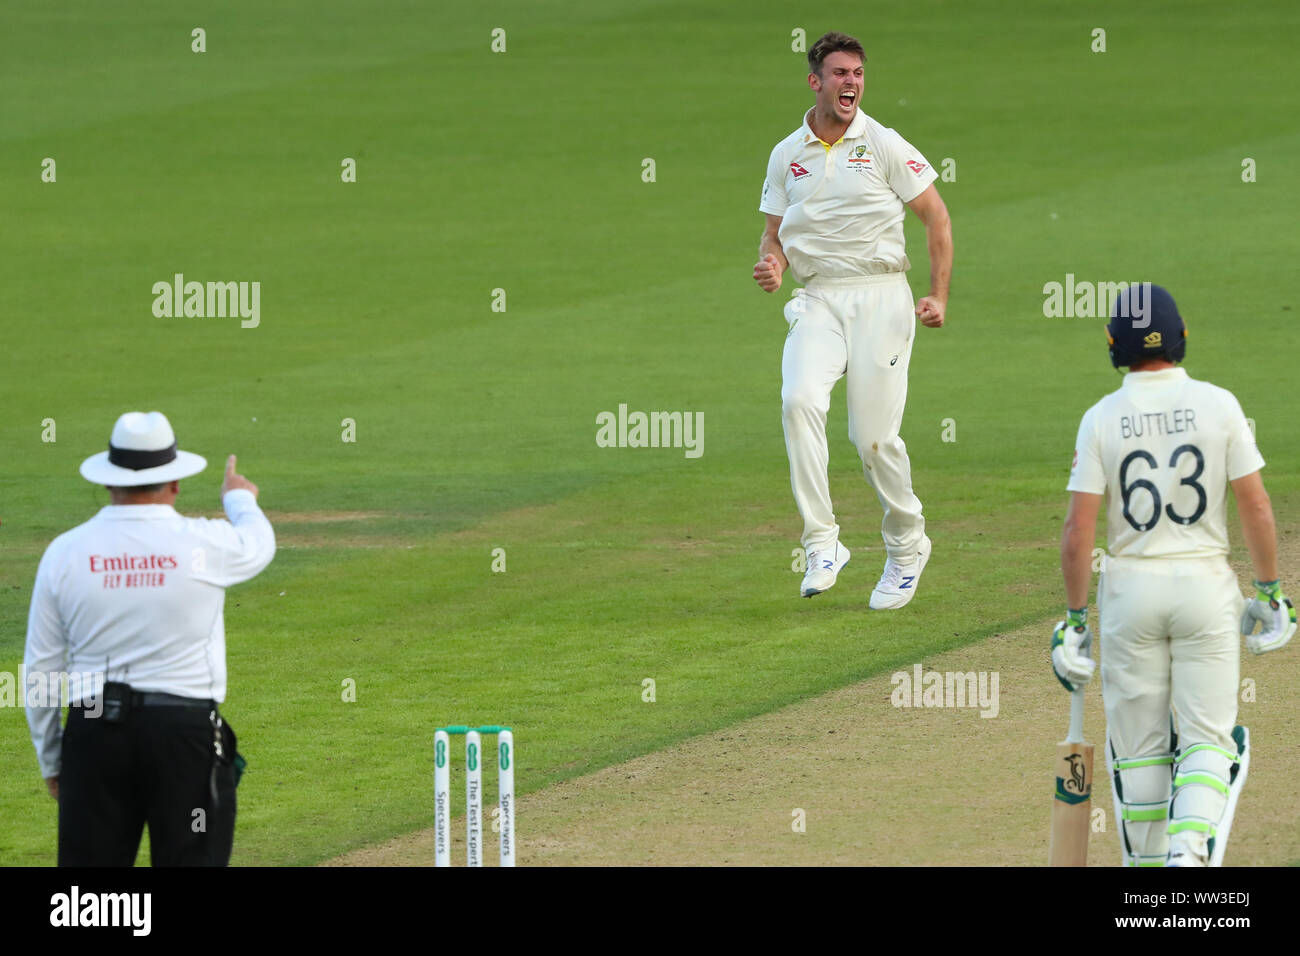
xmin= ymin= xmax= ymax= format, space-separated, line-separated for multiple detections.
xmin=96 ymin=504 xmax=180 ymax=520
xmin=801 ymin=107 xmax=867 ymax=147
xmin=1122 ymin=366 xmax=1188 ymax=389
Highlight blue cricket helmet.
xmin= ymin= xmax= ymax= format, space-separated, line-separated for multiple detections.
xmin=1106 ymin=283 xmax=1187 ymax=369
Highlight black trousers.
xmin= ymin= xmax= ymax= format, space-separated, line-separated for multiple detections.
xmin=58 ymin=703 xmax=238 ymax=866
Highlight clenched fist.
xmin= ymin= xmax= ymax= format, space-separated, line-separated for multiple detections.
xmin=915 ymin=296 xmax=946 ymax=328
xmin=753 ymin=253 xmax=784 ymax=293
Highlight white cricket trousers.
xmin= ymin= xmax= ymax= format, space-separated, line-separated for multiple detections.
xmin=1099 ymin=555 xmax=1242 ymax=861
xmin=780 ymin=272 xmax=925 ymax=557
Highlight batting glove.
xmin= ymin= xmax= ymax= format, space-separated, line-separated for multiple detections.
xmin=1052 ymin=608 xmax=1096 ymax=691
xmin=1241 ymin=580 xmax=1297 ymax=655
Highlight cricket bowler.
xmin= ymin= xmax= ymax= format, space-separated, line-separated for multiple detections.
xmin=1053 ymin=284 xmax=1295 ymax=866
xmin=754 ymin=31 xmax=953 ymax=607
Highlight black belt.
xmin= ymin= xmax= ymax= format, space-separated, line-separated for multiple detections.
xmin=132 ymin=691 xmax=216 ymax=709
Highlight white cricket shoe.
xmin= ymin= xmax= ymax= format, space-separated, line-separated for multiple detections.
xmin=801 ymin=543 xmax=850 ymax=598
xmin=869 ymin=536 xmax=932 ymax=610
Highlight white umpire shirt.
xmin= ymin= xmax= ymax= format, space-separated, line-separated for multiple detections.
xmin=759 ymin=107 xmax=938 ymax=283
xmin=24 ymin=488 xmax=276 ymax=779
xmin=1067 ymin=367 xmax=1264 ymax=560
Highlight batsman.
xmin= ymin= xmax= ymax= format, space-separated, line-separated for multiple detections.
xmin=1053 ymin=284 xmax=1295 ymax=866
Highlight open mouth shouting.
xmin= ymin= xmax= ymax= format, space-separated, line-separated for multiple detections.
xmin=837 ymin=88 xmax=858 ymax=111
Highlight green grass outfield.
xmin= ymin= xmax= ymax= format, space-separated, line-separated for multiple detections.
xmin=1 ymin=0 xmax=1297 ymax=865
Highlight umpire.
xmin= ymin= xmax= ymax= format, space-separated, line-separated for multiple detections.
xmin=24 ymin=411 xmax=275 ymax=866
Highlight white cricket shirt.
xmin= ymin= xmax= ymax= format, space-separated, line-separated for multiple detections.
xmin=23 ymin=489 xmax=276 ymax=777
xmin=759 ymin=108 xmax=938 ymax=283
xmin=1068 ymin=368 xmax=1264 ymax=559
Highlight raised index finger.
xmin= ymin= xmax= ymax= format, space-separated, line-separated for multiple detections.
xmin=226 ymin=454 xmax=237 ymax=476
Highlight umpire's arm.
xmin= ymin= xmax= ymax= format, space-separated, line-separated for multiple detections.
xmin=24 ymin=543 xmax=69 ymax=796
xmin=198 ymin=455 xmax=276 ymax=585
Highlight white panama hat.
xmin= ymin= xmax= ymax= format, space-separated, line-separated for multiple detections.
xmin=79 ymin=411 xmax=207 ymax=487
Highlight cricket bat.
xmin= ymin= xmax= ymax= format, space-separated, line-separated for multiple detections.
xmin=1048 ymin=688 xmax=1094 ymax=866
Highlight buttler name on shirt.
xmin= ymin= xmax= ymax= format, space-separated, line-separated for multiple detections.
xmin=89 ymin=553 xmax=178 ymax=589
xmin=1120 ymin=408 xmax=1197 ymax=439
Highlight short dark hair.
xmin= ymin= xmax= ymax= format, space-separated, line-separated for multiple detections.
xmin=110 ymin=482 xmax=167 ymax=494
xmin=808 ymin=31 xmax=866 ymax=76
